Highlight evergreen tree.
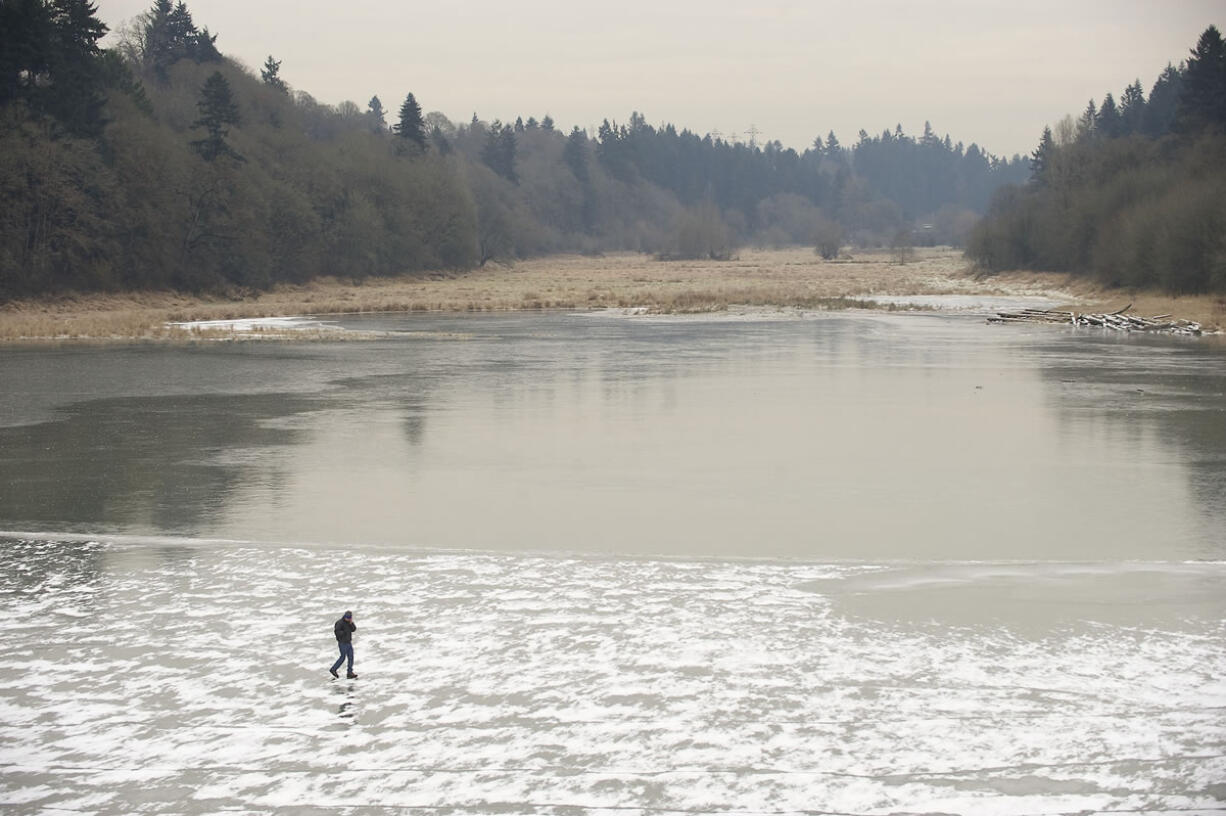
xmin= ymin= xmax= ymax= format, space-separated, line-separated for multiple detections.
xmin=825 ymin=130 xmax=841 ymax=157
xmin=1144 ymin=64 xmax=1183 ymax=137
xmin=138 ymin=0 xmax=174 ymax=77
xmin=541 ymin=114 xmax=554 ymax=132
xmin=481 ymin=120 xmax=517 ymax=182
xmin=366 ymin=95 xmax=386 ymax=132
xmin=0 ymin=0 xmax=47 ymax=105
xmin=47 ymin=0 xmax=109 ymax=136
xmin=1029 ymin=126 xmax=1055 ymax=184
xmin=260 ymin=55 xmax=287 ymax=93
xmin=394 ymin=92 xmax=426 ymax=150
xmin=1076 ymin=99 xmax=1097 ymax=141
xmin=190 ymin=70 xmax=241 ymax=161
xmin=1096 ymin=93 xmax=1122 ymax=138
xmin=498 ymin=122 xmax=519 ymax=182
xmin=1177 ymin=25 xmax=1226 ymax=132
xmin=1119 ymin=80 xmax=1146 ymax=134
xmin=192 ymin=25 xmax=219 ymax=60
xmin=0 ymin=0 xmax=110 ymax=136
xmin=563 ymin=125 xmax=589 ymax=182
xmin=596 ymin=118 xmax=634 ymax=181
xmin=137 ymin=0 xmax=219 ymax=80
xmin=564 ymin=126 xmax=595 ymax=230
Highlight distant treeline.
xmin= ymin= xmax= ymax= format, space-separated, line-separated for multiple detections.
xmin=967 ymin=26 xmax=1226 ymax=294
xmin=1 ymin=0 xmax=1028 ymax=297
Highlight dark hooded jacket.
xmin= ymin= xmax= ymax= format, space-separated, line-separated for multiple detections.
xmin=334 ymin=616 xmax=356 ymax=643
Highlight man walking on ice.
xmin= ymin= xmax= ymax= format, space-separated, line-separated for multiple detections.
xmin=330 ymin=610 xmax=358 ymax=679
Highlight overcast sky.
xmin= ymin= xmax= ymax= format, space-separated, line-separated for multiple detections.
xmin=96 ymin=0 xmax=1220 ymax=157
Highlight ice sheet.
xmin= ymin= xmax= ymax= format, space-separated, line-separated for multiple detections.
xmin=0 ymin=537 xmax=1222 ymax=814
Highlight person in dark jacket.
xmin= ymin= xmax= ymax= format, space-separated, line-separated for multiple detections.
xmin=329 ymin=611 xmax=357 ymax=679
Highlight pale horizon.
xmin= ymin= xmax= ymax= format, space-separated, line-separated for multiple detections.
xmin=98 ymin=0 xmax=1221 ymax=158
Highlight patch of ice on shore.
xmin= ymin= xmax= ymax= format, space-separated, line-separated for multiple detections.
xmin=165 ymin=315 xmax=342 ymax=333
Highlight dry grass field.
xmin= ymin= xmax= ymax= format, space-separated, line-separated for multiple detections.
xmin=1 ymin=247 xmax=1222 ymax=343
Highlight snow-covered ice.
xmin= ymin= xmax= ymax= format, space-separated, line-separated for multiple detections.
xmin=1 ymin=536 xmax=1223 ymax=814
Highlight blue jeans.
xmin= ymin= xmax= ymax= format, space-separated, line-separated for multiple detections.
xmin=331 ymin=642 xmax=354 ymax=674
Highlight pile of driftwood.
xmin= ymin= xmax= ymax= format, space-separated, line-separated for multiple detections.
xmin=988 ymin=304 xmax=1202 ymax=336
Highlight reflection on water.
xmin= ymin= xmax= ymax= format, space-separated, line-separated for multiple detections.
xmin=1033 ymin=333 xmax=1226 ymax=544
xmin=0 ymin=312 xmax=1223 ymax=560
xmin=0 ymin=393 xmax=313 ymax=533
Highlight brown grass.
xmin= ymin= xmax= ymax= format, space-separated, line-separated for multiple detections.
xmin=1 ymin=247 xmax=1222 ymax=343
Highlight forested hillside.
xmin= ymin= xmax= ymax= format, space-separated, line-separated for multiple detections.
xmin=967 ymin=26 xmax=1226 ymax=294
xmin=1 ymin=0 xmax=1028 ymax=297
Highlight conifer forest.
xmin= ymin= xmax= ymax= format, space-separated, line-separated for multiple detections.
xmin=2 ymin=1 xmax=1223 ymax=296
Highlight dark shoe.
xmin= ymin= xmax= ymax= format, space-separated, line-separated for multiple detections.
xmin=329 ymin=668 xmax=339 ymax=679
xmin=346 ymin=672 xmax=358 ymax=679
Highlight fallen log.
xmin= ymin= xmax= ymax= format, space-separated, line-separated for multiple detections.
xmin=990 ymin=306 xmax=1202 ymax=336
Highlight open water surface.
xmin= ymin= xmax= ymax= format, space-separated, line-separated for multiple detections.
xmin=1 ymin=310 xmax=1224 ymax=814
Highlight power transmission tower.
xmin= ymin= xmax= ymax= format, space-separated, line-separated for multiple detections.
xmin=745 ymin=124 xmax=762 ymax=148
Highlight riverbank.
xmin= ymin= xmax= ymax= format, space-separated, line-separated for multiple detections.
xmin=1 ymin=247 xmax=1222 ymax=342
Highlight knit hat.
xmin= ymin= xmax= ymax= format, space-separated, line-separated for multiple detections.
xmin=343 ymin=611 xmax=352 ymax=619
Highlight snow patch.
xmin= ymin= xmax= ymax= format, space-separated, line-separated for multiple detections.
xmin=165 ymin=316 xmax=343 ymax=334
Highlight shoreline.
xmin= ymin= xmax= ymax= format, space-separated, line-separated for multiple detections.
xmin=2 ymin=247 xmax=1222 ymax=343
